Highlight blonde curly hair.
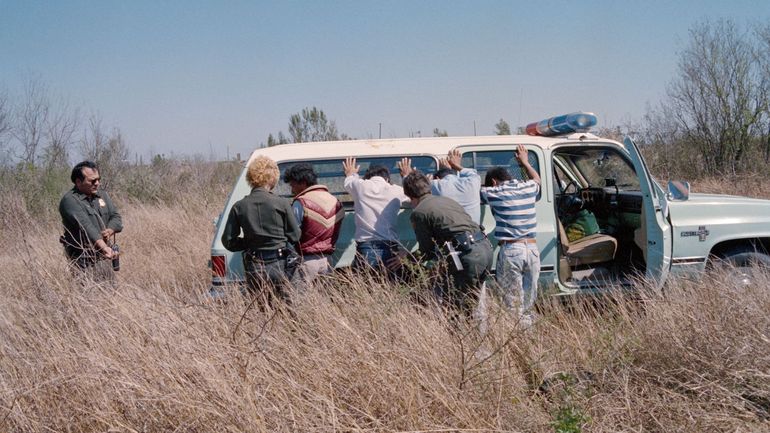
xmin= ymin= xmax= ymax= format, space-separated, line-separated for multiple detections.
xmin=246 ymin=155 xmax=280 ymax=189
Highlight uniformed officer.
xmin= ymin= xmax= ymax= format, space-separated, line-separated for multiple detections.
xmin=221 ymin=155 xmax=301 ymax=304
xmin=396 ymin=170 xmax=493 ymax=314
xmin=59 ymin=160 xmax=122 ymax=281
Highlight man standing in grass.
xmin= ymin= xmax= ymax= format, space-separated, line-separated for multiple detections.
xmin=481 ymin=145 xmax=541 ymax=326
xmin=59 ymin=160 xmax=122 ymax=281
xmin=283 ymin=163 xmax=344 ymax=291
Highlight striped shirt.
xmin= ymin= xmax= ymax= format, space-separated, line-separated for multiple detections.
xmin=480 ymin=179 xmax=539 ymax=241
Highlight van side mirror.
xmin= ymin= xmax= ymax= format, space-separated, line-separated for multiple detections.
xmin=667 ymin=180 xmax=690 ymax=201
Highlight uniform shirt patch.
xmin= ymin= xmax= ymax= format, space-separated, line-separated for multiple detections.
xmin=99 ymin=198 xmax=106 ymax=207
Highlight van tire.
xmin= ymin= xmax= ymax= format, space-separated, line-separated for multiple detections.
xmin=712 ymin=245 xmax=770 ymax=286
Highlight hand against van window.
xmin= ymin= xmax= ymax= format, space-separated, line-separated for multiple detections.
xmin=515 ymin=144 xmax=528 ymax=165
xmin=446 ymin=149 xmax=463 ymax=170
xmin=397 ymin=157 xmax=413 ymax=177
xmin=343 ymin=157 xmax=360 ymax=177
xmin=515 ymin=144 xmax=541 ymax=184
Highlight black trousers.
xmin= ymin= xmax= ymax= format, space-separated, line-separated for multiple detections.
xmin=435 ymin=239 xmax=493 ymax=313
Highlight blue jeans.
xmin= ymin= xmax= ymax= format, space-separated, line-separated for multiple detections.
xmin=495 ymin=242 xmax=541 ymax=317
xmin=353 ymin=240 xmax=400 ymax=275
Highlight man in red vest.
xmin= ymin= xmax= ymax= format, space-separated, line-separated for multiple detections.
xmin=283 ymin=163 xmax=345 ymax=292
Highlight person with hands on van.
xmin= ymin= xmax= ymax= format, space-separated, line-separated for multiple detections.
xmin=399 ymin=149 xmax=482 ymax=224
xmin=394 ymin=170 xmax=493 ymax=316
xmin=282 ymin=162 xmax=344 ymax=291
xmin=481 ymin=144 xmax=541 ymax=326
xmin=222 ymin=155 xmax=301 ymax=304
xmin=343 ymin=157 xmax=409 ymax=276
xmin=59 ymin=160 xmax=122 ymax=281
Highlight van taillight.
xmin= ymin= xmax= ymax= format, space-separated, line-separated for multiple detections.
xmin=211 ymin=255 xmax=226 ymax=277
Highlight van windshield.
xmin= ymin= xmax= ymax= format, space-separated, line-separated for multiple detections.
xmin=276 ymin=156 xmax=438 ymax=206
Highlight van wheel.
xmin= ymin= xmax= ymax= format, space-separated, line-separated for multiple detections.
xmin=713 ymin=245 xmax=770 ymax=287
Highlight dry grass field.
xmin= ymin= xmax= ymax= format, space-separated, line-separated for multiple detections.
xmin=1 ymin=171 xmax=769 ymax=432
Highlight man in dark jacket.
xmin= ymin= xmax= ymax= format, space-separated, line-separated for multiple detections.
xmin=398 ymin=170 xmax=493 ymax=315
xmin=222 ymin=155 xmax=301 ymax=303
xmin=59 ymin=160 xmax=122 ymax=281
xmin=283 ymin=163 xmax=344 ymax=290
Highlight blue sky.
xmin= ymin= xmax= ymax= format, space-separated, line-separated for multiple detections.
xmin=1 ymin=0 xmax=768 ymax=159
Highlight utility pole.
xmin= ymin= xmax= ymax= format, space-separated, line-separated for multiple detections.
xmin=473 ymin=120 xmax=477 ymax=136
xmin=379 ymin=123 xmax=382 ymax=139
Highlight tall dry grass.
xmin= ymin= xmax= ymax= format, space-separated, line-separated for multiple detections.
xmin=1 ymin=173 xmax=769 ymax=432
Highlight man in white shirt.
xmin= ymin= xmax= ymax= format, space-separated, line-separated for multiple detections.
xmin=343 ymin=157 xmax=409 ymax=275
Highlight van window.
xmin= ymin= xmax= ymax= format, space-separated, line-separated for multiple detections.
xmin=461 ymin=149 xmax=541 ymax=199
xmin=276 ymin=156 xmax=438 ymax=205
xmin=461 ymin=149 xmax=540 ymax=180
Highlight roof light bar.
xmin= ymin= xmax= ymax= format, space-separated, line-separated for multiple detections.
xmin=525 ymin=112 xmax=597 ymax=137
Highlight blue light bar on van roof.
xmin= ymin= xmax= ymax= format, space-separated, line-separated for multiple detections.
xmin=525 ymin=112 xmax=597 ymax=136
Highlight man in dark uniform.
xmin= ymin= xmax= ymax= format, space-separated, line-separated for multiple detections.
xmin=222 ymin=155 xmax=301 ymax=304
xmin=59 ymin=160 xmax=122 ymax=281
xmin=397 ymin=170 xmax=493 ymax=314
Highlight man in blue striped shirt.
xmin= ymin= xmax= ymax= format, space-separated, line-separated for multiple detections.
xmin=480 ymin=144 xmax=541 ymax=326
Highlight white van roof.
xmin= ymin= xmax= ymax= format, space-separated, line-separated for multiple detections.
xmin=246 ymin=133 xmax=604 ymax=164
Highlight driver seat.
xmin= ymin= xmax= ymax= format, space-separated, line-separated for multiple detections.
xmin=558 ymin=219 xmax=618 ymax=266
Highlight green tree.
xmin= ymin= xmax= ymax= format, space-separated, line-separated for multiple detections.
xmin=433 ymin=128 xmax=448 ymax=137
xmin=288 ymin=106 xmax=340 ymax=143
xmin=266 ymin=132 xmax=288 ymax=147
xmin=494 ymin=118 xmax=511 ymax=135
xmin=267 ymin=107 xmax=346 ymax=145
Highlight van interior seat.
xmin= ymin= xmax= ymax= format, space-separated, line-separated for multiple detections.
xmin=558 ymin=219 xmax=618 ymax=266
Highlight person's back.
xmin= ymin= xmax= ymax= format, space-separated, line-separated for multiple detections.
xmin=398 ymin=150 xmax=482 ymax=224
xmin=283 ymin=163 xmax=344 ymax=290
xmin=403 ymin=171 xmax=493 ymax=317
xmin=430 ymin=150 xmax=482 ymax=224
xmin=480 ymin=145 xmax=541 ymax=325
xmin=342 ymin=158 xmax=408 ymax=272
xmin=221 ymin=156 xmax=301 ymax=302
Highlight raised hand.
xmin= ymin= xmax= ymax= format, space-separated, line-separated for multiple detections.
xmin=343 ymin=156 xmax=360 ymax=177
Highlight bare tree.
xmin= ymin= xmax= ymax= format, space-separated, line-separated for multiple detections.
xmin=42 ymin=98 xmax=80 ymax=170
xmin=80 ymin=114 xmax=128 ymax=186
xmin=0 ymin=90 xmax=11 ymax=163
xmin=12 ymin=78 xmax=49 ymax=166
xmin=757 ymin=22 xmax=770 ymax=163
xmin=665 ymin=19 xmax=766 ymax=174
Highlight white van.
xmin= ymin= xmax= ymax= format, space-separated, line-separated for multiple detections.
xmin=210 ymin=113 xmax=770 ymax=296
